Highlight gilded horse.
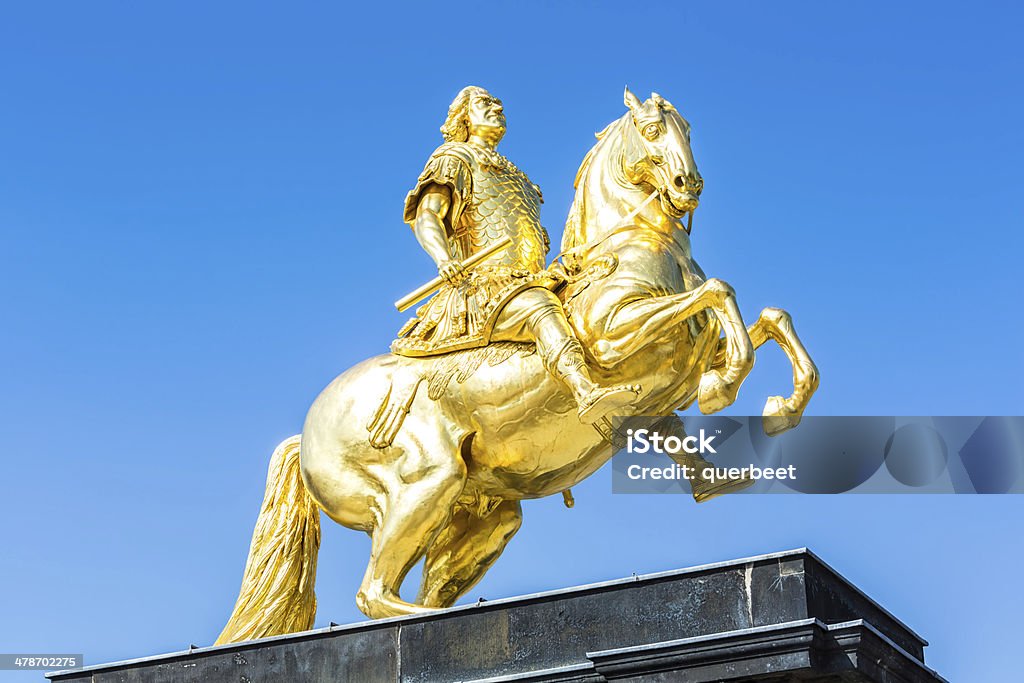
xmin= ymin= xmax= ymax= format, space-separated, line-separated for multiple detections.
xmin=216 ymin=89 xmax=819 ymax=644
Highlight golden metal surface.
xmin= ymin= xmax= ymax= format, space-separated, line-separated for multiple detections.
xmin=217 ymin=86 xmax=819 ymax=643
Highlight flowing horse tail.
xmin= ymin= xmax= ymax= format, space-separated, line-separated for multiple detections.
xmin=216 ymin=435 xmax=321 ymax=644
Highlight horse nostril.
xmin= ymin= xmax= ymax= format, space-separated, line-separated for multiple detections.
xmin=673 ymin=175 xmax=686 ymax=189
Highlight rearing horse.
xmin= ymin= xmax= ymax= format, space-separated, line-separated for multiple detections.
xmin=216 ymin=89 xmax=819 ymax=644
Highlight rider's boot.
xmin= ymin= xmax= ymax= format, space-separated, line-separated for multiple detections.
xmin=553 ymin=340 xmax=640 ymax=424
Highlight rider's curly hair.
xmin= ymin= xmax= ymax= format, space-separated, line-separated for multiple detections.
xmin=441 ymin=85 xmax=489 ymax=142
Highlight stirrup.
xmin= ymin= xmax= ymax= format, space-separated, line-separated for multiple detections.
xmin=577 ymin=384 xmax=640 ymax=425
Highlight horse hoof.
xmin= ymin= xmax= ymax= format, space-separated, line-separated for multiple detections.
xmin=691 ymin=471 xmax=756 ymax=503
xmin=697 ymin=373 xmax=733 ymax=414
xmin=762 ymin=395 xmax=802 ymax=436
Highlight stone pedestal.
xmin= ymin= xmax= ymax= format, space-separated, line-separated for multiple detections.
xmin=47 ymin=549 xmax=945 ymax=682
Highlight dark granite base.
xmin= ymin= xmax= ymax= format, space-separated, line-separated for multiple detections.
xmin=47 ymin=549 xmax=945 ymax=682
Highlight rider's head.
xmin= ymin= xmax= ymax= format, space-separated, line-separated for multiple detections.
xmin=441 ymin=86 xmax=506 ymax=145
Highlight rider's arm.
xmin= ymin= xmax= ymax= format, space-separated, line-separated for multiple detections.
xmin=413 ymin=184 xmax=465 ymax=284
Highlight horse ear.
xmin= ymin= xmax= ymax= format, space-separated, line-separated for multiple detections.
xmin=651 ymin=92 xmax=674 ymax=110
xmin=624 ymin=86 xmax=643 ymax=116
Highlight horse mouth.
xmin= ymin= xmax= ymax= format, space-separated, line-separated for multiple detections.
xmin=661 ymin=191 xmax=698 ymax=218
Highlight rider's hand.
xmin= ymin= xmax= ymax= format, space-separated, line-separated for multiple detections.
xmin=438 ymin=259 xmax=467 ymax=285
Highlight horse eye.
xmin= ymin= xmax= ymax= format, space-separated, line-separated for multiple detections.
xmin=643 ymin=125 xmax=660 ymax=140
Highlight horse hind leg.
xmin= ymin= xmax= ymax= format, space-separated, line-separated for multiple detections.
xmin=416 ymin=500 xmax=523 ymax=608
xmin=355 ymin=422 xmax=468 ymax=619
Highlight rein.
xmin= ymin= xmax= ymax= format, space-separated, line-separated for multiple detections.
xmin=551 ymin=190 xmax=693 ymax=268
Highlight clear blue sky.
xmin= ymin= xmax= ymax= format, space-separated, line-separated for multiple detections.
xmin=1 ymin=2 xmax=1021 ymax=681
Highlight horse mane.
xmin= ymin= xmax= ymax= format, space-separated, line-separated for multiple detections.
xmin=563 ymin=114 xmax=628 ymax=254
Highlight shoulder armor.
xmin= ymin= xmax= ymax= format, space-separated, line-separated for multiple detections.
xmin=403 ymin=144 xmax=474 ymax=225
xmin=431 ymin=142 xmax=476 ymax=167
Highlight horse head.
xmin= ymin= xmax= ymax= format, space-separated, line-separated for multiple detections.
xmin=621 ymin=87 xmax=703 ymax=219
xmin=564 ymin=88 xmax=704 ymax=257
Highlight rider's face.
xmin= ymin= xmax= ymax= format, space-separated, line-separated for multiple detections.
xmin=467 ymin=92 xmax=506 ymax=142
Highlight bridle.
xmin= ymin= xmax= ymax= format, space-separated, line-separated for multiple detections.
xmin=552 ymin=158 xmax=695 ymax=270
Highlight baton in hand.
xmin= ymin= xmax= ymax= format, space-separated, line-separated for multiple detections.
xmin=394 ymin=236 xmax=512 ymax=313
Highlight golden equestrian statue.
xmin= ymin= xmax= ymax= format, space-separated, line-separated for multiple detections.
xmin=216 ymin=86 xmax=819 ymax=644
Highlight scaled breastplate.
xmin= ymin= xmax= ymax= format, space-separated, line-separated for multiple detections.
xmin=455 ymin=144 xmax=548 ymax=272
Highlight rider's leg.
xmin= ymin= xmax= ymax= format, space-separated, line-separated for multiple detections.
xmin=491 ymin=288 xmax=639 ymax=423
xmin=416 ymin=500 xmax=522 ymax=608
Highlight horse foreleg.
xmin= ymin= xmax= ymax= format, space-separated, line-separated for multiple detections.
xmin=416 ymin=500 xmax=523 ymax=608
xmin=653 ymin=414 xmax=755 ymax=502
xmin=595 ymin=278 xmax=754 ymax=413
xmin=713 ymin=307 xmax=820 ymax=435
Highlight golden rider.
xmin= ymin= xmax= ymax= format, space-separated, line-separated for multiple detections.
xmin=392 ymin=85 xmax=637 ymax=424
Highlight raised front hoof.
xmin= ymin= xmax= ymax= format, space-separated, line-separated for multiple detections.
xmin=577 ymin=384 xmax=641 ymax=425
xmin=697 ymin=373 xmax=735 ymax=414
xmin=691 ymin=472 xmax=756 ymax=504
xmin=762 ymin=395 xmax=802 ymax=436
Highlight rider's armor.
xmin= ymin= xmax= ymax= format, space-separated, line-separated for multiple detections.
xmin=392 ymin=141 xmax=559 ymax=357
